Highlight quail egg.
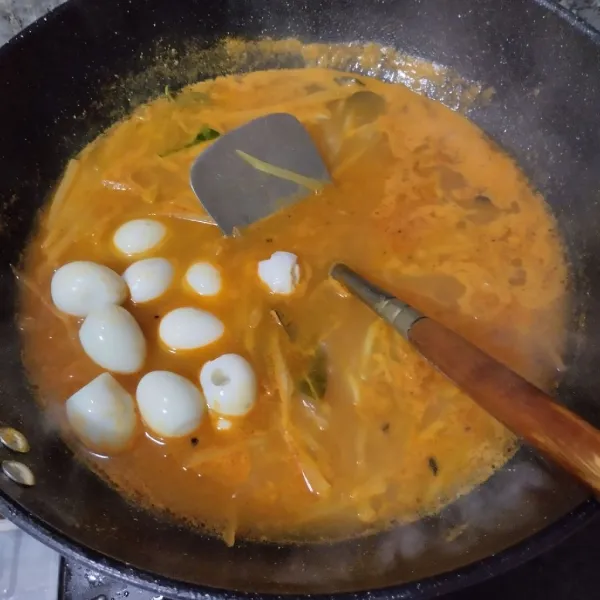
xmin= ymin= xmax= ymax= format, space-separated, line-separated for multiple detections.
xmin=113 ymin=219 xmax=166 ymax=256
xmin=79 ymin=305 xmax=146 ymax=373
xmin=123 ymin=257 xmax=174 ymax=303
xmin=51 ymin=261 xmax=127 ymax=317
xmin=136 ymin=371 xmax=205 ymax=438
xmin=66 ymin=373 xmax=137 ymax=454
xmin=199 ymin=354 xmax=257 ymax=417
xmin=258 ymin=251 xmax=300 ymax=295
xmin=159 ymin=307 xmax=224 ymax=351
xmin=185 ymin=262 xmax=222 ymax=297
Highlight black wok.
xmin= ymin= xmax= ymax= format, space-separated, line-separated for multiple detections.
xmin=1 ymin=0 xmax=600 ymax=597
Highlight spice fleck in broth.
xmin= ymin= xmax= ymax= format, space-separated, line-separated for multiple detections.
xmin=19 ymin=65 xmax=567 ymax=544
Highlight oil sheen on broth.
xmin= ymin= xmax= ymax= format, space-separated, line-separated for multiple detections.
xmin=19 ymin=65 xmax=567 ymax=544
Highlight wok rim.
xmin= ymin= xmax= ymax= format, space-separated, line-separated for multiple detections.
xmin=1 ymin=0 xmax=600 ymax=597
xmin=0 ymin=489 xmax=598 ymax=599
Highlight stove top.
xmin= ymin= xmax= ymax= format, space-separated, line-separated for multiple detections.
xmin=47 ymin=514 xmax=600 ymax=600
xmin=0 ymin=518 xmax=60 ymax=600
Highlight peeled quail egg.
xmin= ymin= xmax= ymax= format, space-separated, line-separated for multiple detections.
xmin=51 ymin=261 xmax=127 ymax=317
xmin=66 ymin=373 xmax=137 ymax=454
xmin=123 ymin=257 xmax=174 ymax=303
xmin=113 ymin=219 xmax=166 ymax=256
xmin=199 ymin=354 xmax=257 ymax=417
xmin=159 ymin=307 xmax=224 ymax=351
xmin=185 ymin=262 xmax=222 ymax=297
xmin=79 ymin=305 xmax=146 ymax=373
xmin=258 ymin=251 xmax=300 ymax=295
xmin=136 ymin=371 xmax=205 ymax=438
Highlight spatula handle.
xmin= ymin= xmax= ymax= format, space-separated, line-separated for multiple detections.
xmin=330 ymin=263 xmax=600 ymax=495
xmin=409 ymin=317 xmax=600 ymax=495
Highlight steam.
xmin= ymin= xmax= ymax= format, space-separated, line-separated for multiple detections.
xmin=271 ymin=456 xmax=558 ymax=589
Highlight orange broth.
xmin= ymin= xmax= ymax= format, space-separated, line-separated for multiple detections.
xmin=18 ymin=67 xmax=567 ymax=543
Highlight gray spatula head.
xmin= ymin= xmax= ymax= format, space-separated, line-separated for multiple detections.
xmin=190 ymin=113 xmax=331 ymax=235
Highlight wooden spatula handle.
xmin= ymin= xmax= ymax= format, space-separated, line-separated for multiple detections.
xmin=409 ymin=317 xmax=600 ymax=494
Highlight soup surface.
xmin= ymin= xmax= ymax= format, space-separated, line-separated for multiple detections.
xmin=19 ymin=63 xmax=567 ymax=543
